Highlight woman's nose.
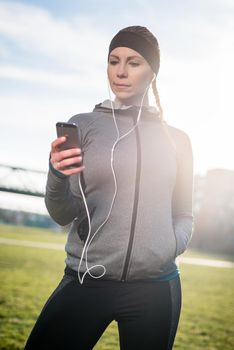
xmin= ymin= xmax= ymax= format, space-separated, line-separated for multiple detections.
xmin=116 ymin=63 xmax=128 ymax=78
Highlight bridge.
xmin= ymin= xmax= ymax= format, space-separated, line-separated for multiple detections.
xmin=0 ymin=164 xmax=47 ymax=198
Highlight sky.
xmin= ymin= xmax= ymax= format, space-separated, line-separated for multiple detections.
xmin=0 ymin=0 xmax=234 ymax=213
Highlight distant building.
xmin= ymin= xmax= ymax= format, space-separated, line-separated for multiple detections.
xmin=191 ymin=168 xmax=234 ymax=254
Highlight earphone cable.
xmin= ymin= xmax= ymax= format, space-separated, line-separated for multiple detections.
xmin=77 ymin=76 xmax=154 ymax=284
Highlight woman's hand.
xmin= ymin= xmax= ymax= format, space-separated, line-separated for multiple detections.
xmin=50 ymin=137 xmax=85 ymax=176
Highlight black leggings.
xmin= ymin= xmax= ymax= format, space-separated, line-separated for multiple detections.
xmin=24 ymin=271 xmax=181 ymax=350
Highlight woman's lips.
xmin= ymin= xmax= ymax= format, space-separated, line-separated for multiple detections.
xmin=113 ymin=83 xmax=131 ymax=88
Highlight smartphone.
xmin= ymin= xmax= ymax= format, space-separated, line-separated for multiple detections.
xmin=56 ymin=122 xmax=82 ymax=168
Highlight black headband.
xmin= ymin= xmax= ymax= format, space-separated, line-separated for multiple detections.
xmin=108 ymin=31 xmax=160 ymax=75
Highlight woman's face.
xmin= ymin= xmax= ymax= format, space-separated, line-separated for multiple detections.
xmin=107 ymin=47 xmax=154 ymax=105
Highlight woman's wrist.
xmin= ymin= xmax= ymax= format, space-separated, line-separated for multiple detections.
xmin=49 ymin=158 xmax=67 ymax=179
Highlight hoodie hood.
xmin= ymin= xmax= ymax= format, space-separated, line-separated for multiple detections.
xmin=93 ymin=99 xmax=161 ymax=121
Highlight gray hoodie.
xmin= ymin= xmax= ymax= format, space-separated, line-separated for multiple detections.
xmin=45 ymin=102 xmax=194 ymax=281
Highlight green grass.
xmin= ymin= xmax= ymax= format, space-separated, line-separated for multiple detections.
xmin=182 ymin=247 xmax=234 ymax=263
xmin=0 ymin=224 xmax=67 ymax=243
xmin=0 ymin=224 xmax=233 ymax=349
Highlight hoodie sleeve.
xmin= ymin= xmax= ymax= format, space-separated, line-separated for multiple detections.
xmin=44 ymin=165 xmax=86 ymax=226
xmin=172 ymin=130 xmax=194 ymax=256
xmin=44 ymin=115 xmax=86 ymax=226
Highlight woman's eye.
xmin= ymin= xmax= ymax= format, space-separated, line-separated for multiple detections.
xmin=109 ymin=60 xmax=118 ymax=65
xmin=129 ymin=62 xmax=140 ymax=67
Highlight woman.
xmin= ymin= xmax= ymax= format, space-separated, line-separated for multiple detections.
xmin=24 ymin=25 xmax=194 ymax=350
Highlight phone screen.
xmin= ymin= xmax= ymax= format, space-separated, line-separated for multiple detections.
xmin=56 ymin=122 xmax=79 ymax=150
xmin=56 ymin=122 xmax=82 ymax=168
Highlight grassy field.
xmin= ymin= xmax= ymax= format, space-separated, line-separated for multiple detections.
xmin=0 ymin=224 xmax=233 ymax=350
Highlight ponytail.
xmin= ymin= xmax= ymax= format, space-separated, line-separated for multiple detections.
xmin=152 ymin=79 xmax=177 ymax=154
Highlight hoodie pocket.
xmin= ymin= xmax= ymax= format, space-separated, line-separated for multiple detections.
xmin=77 ymin=207 xmax=96 ymax=242
xmin=172 ymin=215 xmax=193 ymax=257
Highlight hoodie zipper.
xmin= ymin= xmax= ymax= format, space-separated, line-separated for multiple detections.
xmin=121 ymin=124 xmax=141 ymax=281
